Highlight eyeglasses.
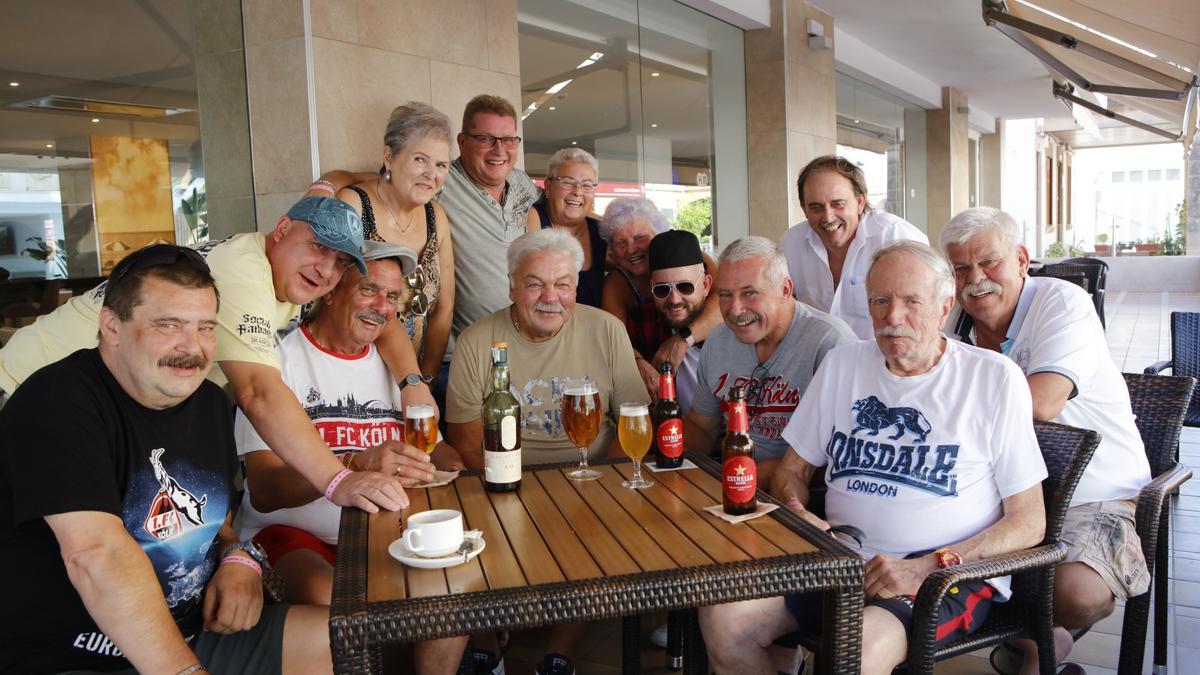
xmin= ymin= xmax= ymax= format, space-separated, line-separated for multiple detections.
xmin=113 ymin=244 xmax=209 ymax=280
xmin=467 ymin=134 xmax=522 ymax=149
xmin=651 ymin=275 xmax=704 ymax=299
xmin=745 ymin=364 xmax=769 ymax=407
xmin=547 ymin=176 xmax=598 ymax=194
xmin=406 ymin=264 xmax=432 ymax=317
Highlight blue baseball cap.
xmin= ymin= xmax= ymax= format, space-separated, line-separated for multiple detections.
xmin=286 ymin=196 xmax=367 ymax=274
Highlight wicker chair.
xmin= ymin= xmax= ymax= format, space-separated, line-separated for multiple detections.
xmin=1117 ymin=373 xmax=1195 ymax=675
xmin=899 ymin=421 xmax=1099 ymax=675
xmin=1030 ymin=259 xmax=1108 ymax=328
xmin=1144 ymin=312 xmax=1200 ymax=427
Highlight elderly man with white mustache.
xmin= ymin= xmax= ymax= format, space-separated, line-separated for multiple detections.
xmin=683 ymin=236 xmax=855 ymax=484
xmin=941 ymin=207 xmax=1150 ymax=675
xmin=699 ymin=241 xmax=1047 ymax=675
xmin=780 ymin=156 xmax=927 ymax=340
xmin=446 ymin=227 xmax=647 ymax=675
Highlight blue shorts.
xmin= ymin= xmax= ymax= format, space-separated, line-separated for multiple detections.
xmin=784 ymin=580 xmax=996 ymax=648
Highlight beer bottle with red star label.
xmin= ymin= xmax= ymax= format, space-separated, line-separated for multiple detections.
xmin=722 ymin=385 xmax=757 ymax=515
xmin=653 ymin=362 xmax=684 ymax=469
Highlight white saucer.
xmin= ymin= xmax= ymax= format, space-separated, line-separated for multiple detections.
xmin=388 ymin=533 xmax=485 ymax=569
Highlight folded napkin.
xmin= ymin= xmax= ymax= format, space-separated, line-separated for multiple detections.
xmin=646 ymin=458 xmax=699 ymax=473
xmin=703 ymin=501 xmax=779 ymax=524
xmin=411 ymin=469 xmax=460 ymax=489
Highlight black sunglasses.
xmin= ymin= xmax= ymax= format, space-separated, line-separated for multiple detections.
xmin=113 ymin=244 xmax=209 ymax=280
xmin=650 ymin=275 xmax=703 ymax=299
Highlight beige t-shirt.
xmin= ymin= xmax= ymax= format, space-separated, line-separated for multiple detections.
xmin=0 ymin=233 xmax=298 ymax=392
xmin=447 ymin=304 xmax=648 ymax=465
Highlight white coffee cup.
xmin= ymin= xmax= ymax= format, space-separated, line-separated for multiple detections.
xmin=402 ymin=509 xmax=464 ymax=558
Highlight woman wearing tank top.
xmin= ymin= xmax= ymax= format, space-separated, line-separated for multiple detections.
xmin=328 ymin=102 xmax=456 ymax=381
xmin=526 ymin=148 xmax=608 ymax=307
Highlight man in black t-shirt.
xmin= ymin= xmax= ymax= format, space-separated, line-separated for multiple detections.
xmin=0 ymin=245 xmax=332 ymax=674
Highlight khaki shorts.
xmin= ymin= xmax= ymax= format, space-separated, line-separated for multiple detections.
xmin=1060 ymin=500 xmax=1149 ymax=599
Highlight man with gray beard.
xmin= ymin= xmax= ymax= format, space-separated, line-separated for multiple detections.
xmin=235 ymin=240 xmax=467 ymax=675
xmin=684 ymin=236 xmax=855 ymax=482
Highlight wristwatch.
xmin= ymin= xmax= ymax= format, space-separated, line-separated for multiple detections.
xmin=222 ymin=539 xmax=270 ymax=568
xmin=398 ymin=373 xmax=433 ymax=390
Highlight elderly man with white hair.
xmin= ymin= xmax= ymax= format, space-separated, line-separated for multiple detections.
xmin=699 ymin=241 xmax=1048 ymax=675
xmin=445 ymin=227 xmax=647 ymax=675
xmin=941 ymin=207 xmax=1149 ymax=675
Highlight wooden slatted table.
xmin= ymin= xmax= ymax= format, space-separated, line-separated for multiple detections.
xmin=330 ymin=454 xmax=864 ymax=674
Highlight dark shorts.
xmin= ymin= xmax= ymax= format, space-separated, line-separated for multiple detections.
xmin=59 ymin=603 xmax=290 ymax=675
xmin=254 ymin=524 xmax=338 ymax=567
xmin=784 ymin=581 xmax=997 ymax=648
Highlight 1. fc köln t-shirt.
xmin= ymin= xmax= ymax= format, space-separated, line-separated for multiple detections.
xmin=0 ymin=349 xmax=237 ymax=673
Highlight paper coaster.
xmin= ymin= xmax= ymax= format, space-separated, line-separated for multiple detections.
xmin=645 ymin=458 xmax=699 ymax=473
xmin=411 ymin=469 xmax=460 ymax=489
xmin=703 ymin=501 xmax=779 ymax=524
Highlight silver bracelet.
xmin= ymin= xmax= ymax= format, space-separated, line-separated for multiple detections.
xmin=176 ymin=664 xmax=206 ymax=675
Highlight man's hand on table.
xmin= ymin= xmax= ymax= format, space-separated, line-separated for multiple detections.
xmin=864 ymin=553 xmax=938 ymax=600
xmin=431 ymin=442 xmax=467 ymax=472
xmin=203 ymin=555 xmax=264 ymax=634
xmin=355 ymin=440 xmax=435 ymax=486
xmin=330 ymin=471 xmax=410 ymax=512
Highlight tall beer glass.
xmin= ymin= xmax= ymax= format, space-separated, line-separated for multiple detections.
xmin=405 ymin=404 xmax=437 ymax=454
xmin=562 ymin=377 xmax=602 ymax=481
xmin=619 ymin=403 xmax=653 ymax=489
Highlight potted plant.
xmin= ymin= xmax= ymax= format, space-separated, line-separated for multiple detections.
xmin=1094 ymin=232 xmax=1110 ymax=254
xmin=1134 ymin=235 xmax=1161 ymax=255
xmin=22 ymin=236 xmax=68 ymax=279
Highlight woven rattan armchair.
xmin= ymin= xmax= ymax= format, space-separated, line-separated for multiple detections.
xmin=1145 ymin=312 xmax=1200 ymax=427
xmin=900 ymin=421 xmax=1100 ymax=675
xmin=1117 ymin=373 xmax=1194 ymax=675
xmin=1029 ymin=258 xmax=1108 ymax=327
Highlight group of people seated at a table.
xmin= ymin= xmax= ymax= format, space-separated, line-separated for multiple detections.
xmin=0 ymin=93 xmax=1149 ymax=675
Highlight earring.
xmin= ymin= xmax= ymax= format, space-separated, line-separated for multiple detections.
xmin=385 ymin=170 xmax=392 ymax=182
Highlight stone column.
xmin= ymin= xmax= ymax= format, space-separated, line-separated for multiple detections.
xmin=743 ymin=0 xmax=836 ymax=241
xmin=979 ymin=126 xmax=1003 ymax=210
xmin=925 ymin=87 xmax=970 ymax=244
xmin=1187 ymin=133 xmax=1200 ymax=256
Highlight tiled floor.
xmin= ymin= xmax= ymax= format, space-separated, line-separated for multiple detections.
xmin=500 ymin=292 xmax=1200 ymax=674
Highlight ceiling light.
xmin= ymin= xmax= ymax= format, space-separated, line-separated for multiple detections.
xmin=651 ymin=72 xmax=660 ymax=77
xmin=45 ymin=143 xmax=53 ymax=148
xmin=651 ymin=123 xmax=658 ymax=128
xmin=91 ymin=118 xmax=100 ymax=123
xmin=571 ymin=141 xmax=578 ymax=145
xmin=548 ymin=106 xmax=556 ymax=111
xmin=8 ymin=82 xmax=19 ymax=87
xmin=853 ymin=119 xmax=860 ymax=123
xmin=546 ymin=79 xmax=573 ymax=95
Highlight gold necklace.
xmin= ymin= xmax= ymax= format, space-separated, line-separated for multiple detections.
xmin=377 ymin=177 xmax=418 ymax=234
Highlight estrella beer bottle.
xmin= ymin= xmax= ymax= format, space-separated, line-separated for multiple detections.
xmin=653 ymin=362 xmax=684 ymax=469
xmin=483 ymin=341 xmax=521 ymax=492
xmin=722 ymin=385 xmax=756 ymax=515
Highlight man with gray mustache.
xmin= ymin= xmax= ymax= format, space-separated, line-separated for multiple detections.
xmin=942 ymin=207 xmax=1149 ymax=675
xmin=780 ymin=156 xmax=927 ymax=340
xmin=684 ymin=236 xmax=855 ymax=483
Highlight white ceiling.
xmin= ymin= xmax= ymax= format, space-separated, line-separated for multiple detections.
xmin=814 ymin=0 xmax=1068 ymax=120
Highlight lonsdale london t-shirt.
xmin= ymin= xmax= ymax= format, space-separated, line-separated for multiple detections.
xmin=0 ymin=233 xmax=299 ymax=393
xmin=781 ymin=339 xmax=1046 ymax=599
xmin=0 ymin=349 xmax=237 ymax=673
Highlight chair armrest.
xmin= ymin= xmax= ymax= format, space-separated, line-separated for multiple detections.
xmin=912 ymin=543 xmax=1067 ymax=611
xmin=1144 ymin=360 xmax=1171 ymax=374
xmin=1135 ymin=463 xmax=1193 ymax=548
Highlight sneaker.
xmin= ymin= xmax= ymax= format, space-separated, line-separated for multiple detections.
xmin=458 ymin=646 xmax=505 ymax=675
xmin=649 ymin=622 xmax=669 ymax=649
xmin=533 ymin=652 xmax=575 ymax=675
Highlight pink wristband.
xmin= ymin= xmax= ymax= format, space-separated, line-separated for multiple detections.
xmin=785 ymin=497 xmax=804 ymax=510
xmin=324 ymin=468 xmax=353 ymax=501
xmin=221 ymin=554 xmax=262 ymax=576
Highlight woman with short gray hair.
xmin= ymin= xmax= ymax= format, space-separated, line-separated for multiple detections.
xmin=527 ymin=147 xmax=607 ymax=306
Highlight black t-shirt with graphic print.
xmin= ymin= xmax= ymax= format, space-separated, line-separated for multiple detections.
xmin=0 ymin=349 xmax=236 ymax=674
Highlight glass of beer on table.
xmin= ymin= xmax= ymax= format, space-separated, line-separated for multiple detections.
xmin=618 ymin=403 xmax=653 ymax=489
xmin=562 ymin=377 xmax=602 ymax=481
xmin=405 ymin=404 xmax=438 ymax=454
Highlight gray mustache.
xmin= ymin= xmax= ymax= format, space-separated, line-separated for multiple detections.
xmin=728 ymin=312 xmax=760 ymax=326
xmin=356 ymin=310 xmax=389 ymax=324
xmin=876 ymin=326 xmax=917 ymax=339
xmin=962 ymin=279 xmax=1003 ymax=298
xmin=534 ymin=302 xmax=565 ymax=314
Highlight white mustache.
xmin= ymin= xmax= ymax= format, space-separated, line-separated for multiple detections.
xmin=728 ymin=312 xmax=759 ymax=327
xmin=356 ymin=310 xmax=388 ymax=325
xmin=534 ymin=302 xmax=565 ymax=314
xmin=962 ymin=280 xmax=1003 ymax=298
xmin=876 ymin=326 xmax=917 ymax=339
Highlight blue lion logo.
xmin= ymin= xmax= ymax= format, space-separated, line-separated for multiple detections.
xmin=850 ymin=395 xmax=932 ymax=443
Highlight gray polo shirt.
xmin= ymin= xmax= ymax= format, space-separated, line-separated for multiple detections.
xmin=437 ymin=158 xmax=541 ymax=355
